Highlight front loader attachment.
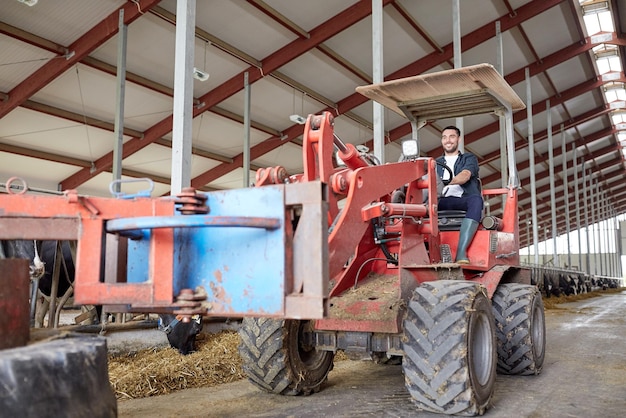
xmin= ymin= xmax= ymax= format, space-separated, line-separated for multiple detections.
xmin=0 ymin=181 xmax=329 ymax=320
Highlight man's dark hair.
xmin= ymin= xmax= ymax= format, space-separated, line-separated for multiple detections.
xmin=442 ymin=125 xmax=461 ymax=136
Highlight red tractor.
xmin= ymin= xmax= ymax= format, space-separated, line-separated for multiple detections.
xmin=238 ymin=64 xmax=546 ymax=415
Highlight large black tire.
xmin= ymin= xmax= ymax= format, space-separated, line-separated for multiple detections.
xmin=403 ymin=281 xmax=496 ymax=416
xmin=238 ymin=317 xmax=334 ymax=395
xmin=492 ymin=283 xmax=545 ymax=375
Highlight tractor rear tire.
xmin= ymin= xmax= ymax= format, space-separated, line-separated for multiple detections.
xmin=403 ymin=281 xmax=496 ymax=416
xmin=238 ymin=317 xmax=334 ymax=395
xmin=492 ymin=283 xmax=545 ymax=375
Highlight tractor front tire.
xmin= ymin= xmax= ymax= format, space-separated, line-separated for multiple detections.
xmin=238 ymin=317 xmax=334 ymax=395
xmin=403 ymin=281 xmax=497 ymax=416
xmin=492 ymin=283 xmax=546 ymax=375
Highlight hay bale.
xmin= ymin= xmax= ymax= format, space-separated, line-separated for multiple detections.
xmin=109 ymin=330 xmax=245 ymax=400
xmin=109 ymin=328 xmax=351 ymax=401
xmin=543 ymin=287 xmax=625 ymax=310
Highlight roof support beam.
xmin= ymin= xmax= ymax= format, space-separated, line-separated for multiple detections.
xmin=491 ymin=141 xmax=622 ymax=213
xmin=0 ymin=0 xmax=162 ymax=119
xmin=0 ymin=142 xmax=177 ymax=188
xmin=61 ymin=0 xmax=393 ymax=190
xmin=520 ymin=174 xmax=626 ymax=240
xmin=15 ymin=98 xmax=237 ymax=164
xmin=188 ymin=0 xmax=565 ymax=188
xmin=483 ymin=128 xmax=615 ymax=187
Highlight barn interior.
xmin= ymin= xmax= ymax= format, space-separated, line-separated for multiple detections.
xmin=1 ymin=1 xmax=626 ymax=417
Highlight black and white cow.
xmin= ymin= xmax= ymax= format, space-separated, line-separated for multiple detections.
xmin=1 ymin=239 xmax=202 ymax=353
xmin=0 ymin=240 xmax=43 ymax=277
xmin=158 ymin=314 xmax=203 ymax=355
xmin=38 ymin=240 xmax=75 ymax=302
xmin=1 ymin=239 xmax=87 ymax=326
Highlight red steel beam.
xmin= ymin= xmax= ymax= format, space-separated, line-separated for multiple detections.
xmin=388 ymin=0 xmax=567 ymax=81
xmin=490 ymin=142 xmax=623 ymax=213
xmin=420 ymin=76 xmax=620 ymax=159
xmin=0 ymin=0 xmax=162 ymax=120
xmin=481 ymin=123 xmax=616 ymax=186
xmin=520 ymin=177 xmax=626 ymax=237
xmin=505 ymin=33 xmax=626 ymax=86
xmin=190 ymin=0 xmax=565 ymax=188
xmin=491 ymin=141 xmax=622 ymax=207
xmin=61 ymin=0 xmax=393 ymax=190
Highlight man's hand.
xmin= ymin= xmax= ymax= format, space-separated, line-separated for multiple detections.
xmin=449 ymin=169 xmax=472 ymax=186
xmin=441 ymin=184 xmax=463 ymax=198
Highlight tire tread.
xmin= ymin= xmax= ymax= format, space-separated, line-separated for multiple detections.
xmin=403 ymin=281 xmax=494 ymax=416
xmin=492 ymin=283 xmax=545 ymax=375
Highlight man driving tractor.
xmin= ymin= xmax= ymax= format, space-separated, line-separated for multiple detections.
xmin=436 ymin=125 xmax=483 ymax=264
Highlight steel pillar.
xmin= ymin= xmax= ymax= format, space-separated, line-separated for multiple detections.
xmin=453 ymin=0 xmax=463 ymax=150
xmin=112 ymin=9 xmax=128 ymax=193
xmin=372 ymin=0 xmax=385 ymax=162
xmin=526 ymin=68 xmax=539 ymax=265
xmin=243 ymin=72 xmax=251 ymax=187
xmin=171 ymin=0 xmax=197 ymax=195
xmin=573 ymin=143 xmax=582 ymax=270
xmin=547 ymin=100 xmax=558 ymax=266
xmin=561 ymin=126 xmax=571 ymax=268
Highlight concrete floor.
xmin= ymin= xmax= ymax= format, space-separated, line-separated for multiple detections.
xmin=118 ymin=291 xmax=626 ymax=418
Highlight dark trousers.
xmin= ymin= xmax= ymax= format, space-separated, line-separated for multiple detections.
xmin=438 ymin=194 xmax=483 ymax=222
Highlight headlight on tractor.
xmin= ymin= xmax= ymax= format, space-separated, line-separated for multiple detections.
xmin=402 ymin=139 xmax=419 ymax=158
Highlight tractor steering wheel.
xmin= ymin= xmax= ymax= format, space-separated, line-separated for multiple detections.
xmin=436 ymin=161 xmax=453 ymax=186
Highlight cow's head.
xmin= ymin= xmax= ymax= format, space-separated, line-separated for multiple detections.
xmin=159 ymin=314 xmax=203 ymax=355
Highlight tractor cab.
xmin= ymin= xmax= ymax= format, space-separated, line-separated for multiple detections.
xmin=356 ymin=63 xmax=526 ymax=274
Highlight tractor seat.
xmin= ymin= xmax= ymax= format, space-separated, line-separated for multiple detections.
xmin=436 ymin=210 xmax=466 ymax=231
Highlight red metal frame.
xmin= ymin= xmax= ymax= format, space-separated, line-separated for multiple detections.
xmin=270 ymin=111 xmax=524 ymax=332
xmin=0 ymin=190 xmax=176 ymax=307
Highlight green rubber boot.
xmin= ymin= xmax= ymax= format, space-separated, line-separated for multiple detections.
xmin=456 ymin=218 xmax=479 ymax=264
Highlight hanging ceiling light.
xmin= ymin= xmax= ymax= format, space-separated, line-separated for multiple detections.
xmin=289 ymin=114 xmax=306 ymax=125
xmin=193 ymin=68 xmax=209 ymax=82
xmin=16 ymin=0 xmax=38 ymax=6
